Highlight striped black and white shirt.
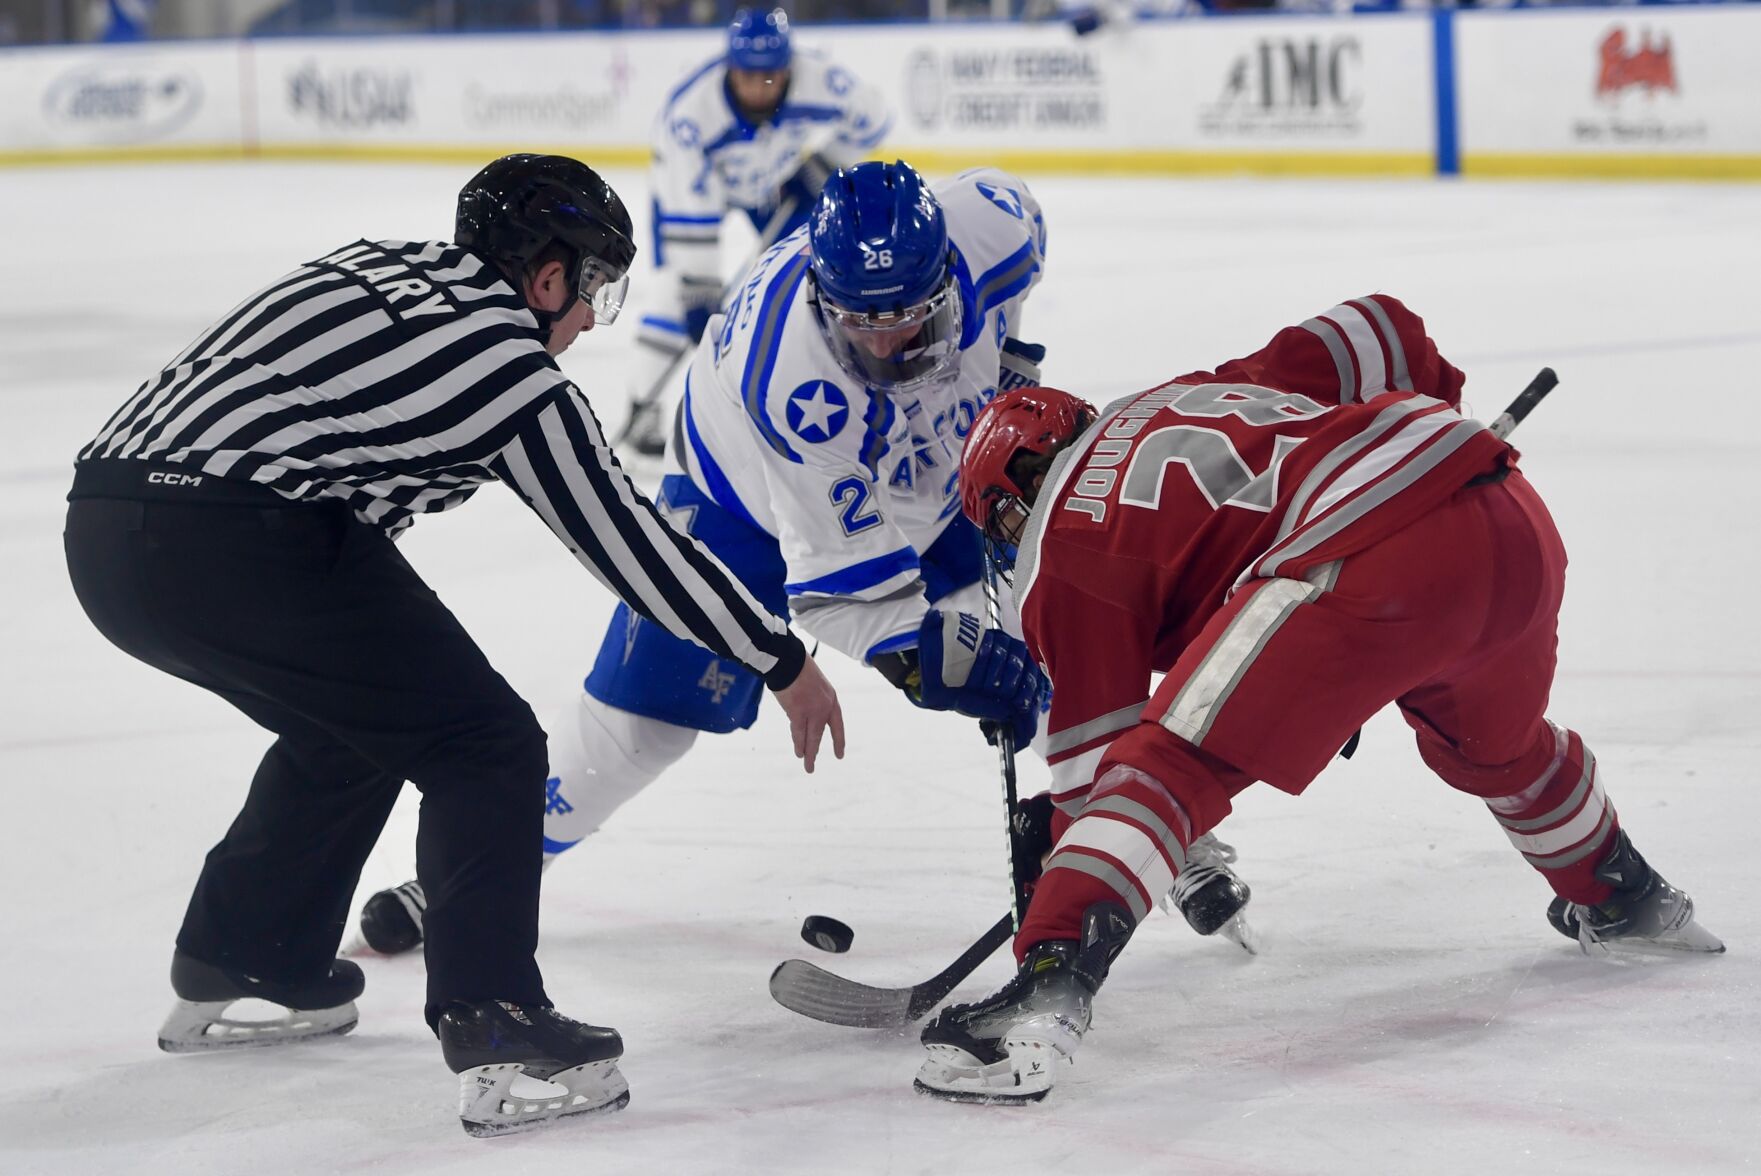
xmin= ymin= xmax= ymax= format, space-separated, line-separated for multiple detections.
xmin=76 ymin=238 xmax=803 ymax=684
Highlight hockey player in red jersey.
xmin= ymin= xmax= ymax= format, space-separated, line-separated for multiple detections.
xmin=915 ymin=294 xmax=1724 ymax=1105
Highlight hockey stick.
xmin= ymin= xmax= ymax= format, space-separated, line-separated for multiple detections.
xmin=769 ymin=557 xmax=1035 ymax=1029
xmin=1490 ymin=367 xmax=1559 ymax=441
xmin=768 ymin=913 xmax=1013 ymax=1029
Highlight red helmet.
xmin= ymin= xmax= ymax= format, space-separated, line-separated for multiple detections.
xmin=960 ymin=387 xmax=1097 ymax=537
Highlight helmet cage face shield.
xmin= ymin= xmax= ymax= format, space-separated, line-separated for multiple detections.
xmin=811 ymin=270 xmax=963 ymax=392
xmin=576 ymin=254 xmax=630 ymax=324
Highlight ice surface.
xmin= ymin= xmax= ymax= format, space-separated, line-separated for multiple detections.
xmin=2 ymin=162 xmax=1757 ymax=1175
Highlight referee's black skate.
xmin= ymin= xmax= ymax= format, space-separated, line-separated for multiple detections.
xmin=157 ymin=950 xmax=363 ymax=1052
xmin=439 ymin=1001 xmax=630 ymax=1137
xmin=1547 ymin=830 xmax=1724 ymax=954
xmin=915 ymin=901 xmax=1134 ymax=1104
xmin=358 ymin=879 xmax=426 ymax=955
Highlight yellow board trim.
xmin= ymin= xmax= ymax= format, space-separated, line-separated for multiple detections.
xmin=9 ymin=143 xmax=1758 ymax=182
xmin=1462 ymin=153 xmax=1761 ymax=181
xmin=0 ymin=142 xmax=1432 ymax=178
xmin=891 ymin=148 xmax=1435 ymax=178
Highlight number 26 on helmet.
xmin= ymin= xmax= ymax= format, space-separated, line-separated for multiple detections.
xmin=807 ymin=161 xmax=964 ymax=394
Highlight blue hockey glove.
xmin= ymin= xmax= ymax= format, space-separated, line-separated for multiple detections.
xmin=914 ymin=609 xmax=1046 ymax=745
xmin=998 ymin=337 xmax=1046 ymax=393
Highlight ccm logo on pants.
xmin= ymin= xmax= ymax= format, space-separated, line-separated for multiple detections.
xmin=147 ymin=472 xmax=203 ymax=487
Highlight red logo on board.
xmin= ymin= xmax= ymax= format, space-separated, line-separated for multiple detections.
xmin=1597 ymin=28 xmax=1677 ymax=98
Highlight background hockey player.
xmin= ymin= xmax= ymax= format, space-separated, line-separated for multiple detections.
xmin=63 ymin=153 xmax=845 ymax=1138
xmin=620 ymin=6 xmax=892 ymax=456
xmin=916 ymin=295 xmax=1724 ymax=1104
xmin=360 ymin=159 xmax=1254 ymax=962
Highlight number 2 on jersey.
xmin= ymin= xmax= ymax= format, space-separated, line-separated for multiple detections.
xmin=830 ymin=475 xmax=882 ymax=536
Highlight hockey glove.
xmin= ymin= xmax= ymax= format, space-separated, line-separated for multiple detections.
xmin=914 ymin=609 xmax=1046 ymax=746
xmin=998 ymin=337 xmax=1046 ymax=393
xmin=680 ymin=273 xmax=720 ymax=343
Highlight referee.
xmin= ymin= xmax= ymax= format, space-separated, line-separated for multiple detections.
xmin=63 ymin=154 xmax=843 ymax=1133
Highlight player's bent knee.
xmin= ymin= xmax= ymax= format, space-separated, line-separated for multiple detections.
xmin=1410 ymin=718 xmax=1560 ymax=800
xmin=1095 ymin=724 xmax=1241 ymax=837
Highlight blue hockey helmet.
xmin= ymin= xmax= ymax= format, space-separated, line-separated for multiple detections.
xmin=728 ymin=8 xmax=792 ymax=72
xmin=807 ymin=161 xmax=963 ymax=392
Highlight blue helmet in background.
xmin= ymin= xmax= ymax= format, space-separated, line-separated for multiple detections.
xmin=728 ymin=8 xmax=792 ymax=72
xmin=808 ymin=161 xmax=962 ymax=392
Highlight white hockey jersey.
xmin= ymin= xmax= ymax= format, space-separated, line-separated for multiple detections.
xmin=672 ymin=168 xmax=1047 ymax=664
xmin=651 ymin=50 xmax=892 ymax=283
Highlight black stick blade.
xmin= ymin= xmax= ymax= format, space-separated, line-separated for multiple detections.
xmin=768 ymin=914 xmax=1015 ymax=1030
xmin=769 ymin=960 xmax=916 ymax=1028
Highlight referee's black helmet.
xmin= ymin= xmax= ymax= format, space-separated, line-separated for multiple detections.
xmin=456 ymin=154 xmax=637 ymax=310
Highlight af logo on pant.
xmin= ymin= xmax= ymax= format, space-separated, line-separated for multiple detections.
xmin=698 ymin=661 xmax=737 ymax=704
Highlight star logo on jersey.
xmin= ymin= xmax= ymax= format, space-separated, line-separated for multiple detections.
xmin=976 ymin=181 xmax=1025 ymax=220
xmin=785 ymin=380 xmax=850 ymax=443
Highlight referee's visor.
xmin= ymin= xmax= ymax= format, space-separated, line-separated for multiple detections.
xmin=577 ymin=254 xmax=630 ymax=325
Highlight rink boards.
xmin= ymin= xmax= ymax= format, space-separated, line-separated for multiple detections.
xmin=1 ymin=5 xmax=1757 ymax=179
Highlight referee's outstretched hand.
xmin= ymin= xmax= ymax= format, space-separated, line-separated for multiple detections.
xmin=773 ymin=655 xmax=846 ymax=774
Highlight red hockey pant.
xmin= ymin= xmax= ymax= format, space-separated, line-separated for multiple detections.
xmin=1023 ymin=471 xmax=1619 ymax=953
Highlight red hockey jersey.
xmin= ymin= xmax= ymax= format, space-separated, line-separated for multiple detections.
xmin=1016 ymin=295 xmax=1513 ymax=804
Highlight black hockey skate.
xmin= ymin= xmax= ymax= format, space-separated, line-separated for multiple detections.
xmin=1165 ymin=833 xmax=1258 ymax=954
xmin=439 ymin=1001 xmax=630 ymax=1137
xmin=157 ymin=950 xmax=363 ymax=1053
xmin=1547 ymin=830 xmax=1723 ymax=954
xmin=915 ymin=902 xmax=1135 ymax=1104
xmin=358 ymin=879 xmax=425 ymax=955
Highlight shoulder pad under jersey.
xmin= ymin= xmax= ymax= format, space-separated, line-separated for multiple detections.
xmin=710 ymin=229 xmax=895 ymax=475
xmin=937 ymin=168 xmax=1046 ymax=329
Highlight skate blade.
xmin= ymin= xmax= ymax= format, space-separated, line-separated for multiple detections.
xmin=157 ymin=998 xmax=358 ymax=1053
xmin=913 ymin=1076 xmax=1048 ymax=1105
xmin=913 ymin=1029 xmax=1072 ymax=1106
xmin=914 ymin=1048 xmax=1051 ymax=1105
xmin=1581 ymin=921 xmax=1726 ymax=956
xmin=457 ymin=1059 xmax=630 ymax=1138
xmin=1219 ymin=913 xmax=1260 ymax=956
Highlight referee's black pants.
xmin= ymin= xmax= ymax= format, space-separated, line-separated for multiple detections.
xmin=65 ymin=487 xmax=550 ymax=1027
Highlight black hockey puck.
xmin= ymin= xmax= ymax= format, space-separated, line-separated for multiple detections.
xmin=801 ymin=915 xmax=854 ymax=954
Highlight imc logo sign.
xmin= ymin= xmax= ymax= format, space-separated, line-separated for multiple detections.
xmin=1596 ymin=27 xmax=1677 ymax=100
xmin=1199 ymin=36 xmax=1363 ymax=138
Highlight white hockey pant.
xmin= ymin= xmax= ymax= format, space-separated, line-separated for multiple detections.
xmin=543 ymin=691 xmax=699 ymax=861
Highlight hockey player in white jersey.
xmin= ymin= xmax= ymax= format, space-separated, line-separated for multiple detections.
xmin=357 ymin=162 xmax=1252 ymax=957
xmin=620 ymin=6 xmax=892 ymax=456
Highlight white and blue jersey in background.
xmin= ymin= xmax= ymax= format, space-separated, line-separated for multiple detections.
xmin=642 ymin=50 xmax=892 ymax=342
xmin=586 ymin=168 xmax=1046 ymax=733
